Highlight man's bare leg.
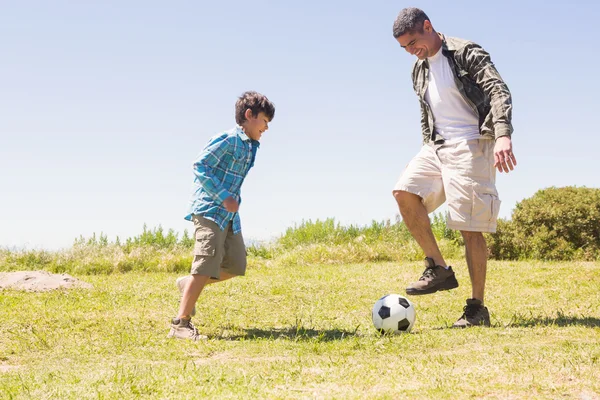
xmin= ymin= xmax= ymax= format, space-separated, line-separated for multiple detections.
xmin=460 ymin=231 xmax=487 ymax=302
xmin=393 ymin=190 xmax=446 ymax=266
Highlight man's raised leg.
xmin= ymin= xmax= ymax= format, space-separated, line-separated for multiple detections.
xmin=393 ymin=190 xmax=458 ymax=295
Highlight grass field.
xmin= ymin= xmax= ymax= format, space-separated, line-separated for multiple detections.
xmin=1 ymin=259 xmax=599 ymax=399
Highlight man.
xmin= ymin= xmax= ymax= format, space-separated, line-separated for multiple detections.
xmin=391 ymin=8 xmax=516 ymax=327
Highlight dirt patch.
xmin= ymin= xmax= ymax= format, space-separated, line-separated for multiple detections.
xmin=0 ymin=271 xmax=92 ymax=292
xmin=0 ymin=364 xmax=19 ymax=373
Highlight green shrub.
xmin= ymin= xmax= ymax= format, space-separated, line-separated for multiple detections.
xmin=485 ymin=218 xmax=519 ymax=260
xmin=487 ymin=186 xmax=600 ymax=261
xmin=276 ymin=215 xmax=453 ymax=250
xmin=431 ymin=213 xmax=463 ymax=245
xmin=73 ymin=225 xmax=195 ymax=252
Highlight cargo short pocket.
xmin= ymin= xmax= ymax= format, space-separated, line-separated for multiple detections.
xmin=472 ymin=185 xmax=501 ymax=223
xmin=194 ymin=229 xmax=216 ymax=257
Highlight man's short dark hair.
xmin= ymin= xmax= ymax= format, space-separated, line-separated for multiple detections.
xmin=392 ymin=8 xmax=431 ymax=38
xmin=235 ymin=91 xmax=275 ymax=125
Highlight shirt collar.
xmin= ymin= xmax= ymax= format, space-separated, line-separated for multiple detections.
xmin=234 ymin=125 xmax=260 ymax=147
xmin=439 ymin=33 xmax=462 ymax=55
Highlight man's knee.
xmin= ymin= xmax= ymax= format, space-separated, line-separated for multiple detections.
xmin=460 ymin=230 xmax=485 ymax=242
xmin=393 ymin=190 xmax=418 ymax=206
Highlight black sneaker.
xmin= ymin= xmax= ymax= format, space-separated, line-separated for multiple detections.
xmin=452 ymin=298 xmax=491 ymax=328
xmin=406 ymin=257 xmax=459 ymax=295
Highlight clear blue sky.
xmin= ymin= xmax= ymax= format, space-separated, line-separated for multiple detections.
xmin=1 ymin=0 xmax=599 ymax=250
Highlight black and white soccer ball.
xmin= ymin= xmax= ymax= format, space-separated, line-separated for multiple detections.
xmin=372 ymin=294 xmax=416 ymax=334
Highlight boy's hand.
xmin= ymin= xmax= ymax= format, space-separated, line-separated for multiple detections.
xmin=223 ymin=196 xmax=239 ymax=213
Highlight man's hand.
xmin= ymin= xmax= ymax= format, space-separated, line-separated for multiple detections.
xmin=223 ymin=196 xmax=239 ymax=213
xmin=494 ymin=136 xmax=517 ymax=173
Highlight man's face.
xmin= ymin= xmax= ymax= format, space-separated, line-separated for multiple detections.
xmin=396 ymin=20 xmax=436 ymax=60
xmin=244 ymin=111 xmax=270 ymax=141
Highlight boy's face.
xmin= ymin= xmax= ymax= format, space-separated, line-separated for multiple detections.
xmin=243 ymin=110 xmax=270 ymax=141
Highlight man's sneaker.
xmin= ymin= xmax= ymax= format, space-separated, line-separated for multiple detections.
xmin=405 ymin=257 xmax=459 ymax=295
xmin=452 ymin=298 xmax=491 ymax=328
xmin=176 ymin=276 xmax=196 ymax=317
xmin=167 ymin=318 xmax=207 ymax=341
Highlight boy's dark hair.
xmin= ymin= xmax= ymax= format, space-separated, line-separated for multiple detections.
xmin=392 ymin=8 xmax=431 ymax=38
xmin=235 ymin=91 xmax=275 ymax=125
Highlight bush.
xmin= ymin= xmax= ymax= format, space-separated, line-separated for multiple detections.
xmin=277 ymin=218 xmax=414 ymax=249
xmin=487 ymin=186 xmax=600 ymax=261
xmin=269 ymin=215 xmax=464 ymax=265
xmin=485 ymin=218 xmax=519 ymax=260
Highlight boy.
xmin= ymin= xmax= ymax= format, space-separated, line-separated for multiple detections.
xmin=168 ymin=91 xmax=275 ymax=340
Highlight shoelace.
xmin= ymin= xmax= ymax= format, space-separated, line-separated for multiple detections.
xmin=419 ymin=266 xmax=437 ymax=281
xmin=462 ymin=304 xmax=481 ymax=318
xmin=184 ymin=319 xmax=201 ymax=338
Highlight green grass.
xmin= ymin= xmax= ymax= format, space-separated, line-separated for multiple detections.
xmin=1 ymin=259 xmax=599 ymax=399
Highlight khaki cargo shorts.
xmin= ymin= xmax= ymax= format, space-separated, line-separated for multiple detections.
xmin=394 ymin=138 xmax=501 ymax=233
xmin=190 ymin=215 xmax=247 ymax=279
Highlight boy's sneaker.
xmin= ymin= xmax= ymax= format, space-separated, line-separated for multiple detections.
xmin=405 ymin=257 xmax=459 ymax=295
xmin=167 ymin=318 xmax=207 ymax=341
xmin=176 ymin=276 xmax=196 ymax=317
xmin=452 ymin=298 xmax=491 ymax=328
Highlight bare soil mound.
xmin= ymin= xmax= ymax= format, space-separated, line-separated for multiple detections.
xmin=0 ymin=271 xmax=92 ymax=292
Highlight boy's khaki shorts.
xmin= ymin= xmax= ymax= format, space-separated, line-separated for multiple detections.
xmin=190 ymin=215 xmax=246 ymax=279
xmin=394 ymin=138 xmax=501 ymax=233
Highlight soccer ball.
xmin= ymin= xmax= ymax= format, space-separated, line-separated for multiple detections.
xmin=372 ymin=294 xmax=416 ymax=334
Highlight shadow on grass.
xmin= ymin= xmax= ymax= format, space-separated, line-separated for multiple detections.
xmin=220 ymin=326 xmax=360 ymax=341
xmin=506 ymin=313 xmax=600 ymax=328
xmin=428 ymin=313 xmax=600 ymax=330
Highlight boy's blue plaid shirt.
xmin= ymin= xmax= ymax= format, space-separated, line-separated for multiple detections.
xmin=185 ymin=126 xmax=260 ymax=234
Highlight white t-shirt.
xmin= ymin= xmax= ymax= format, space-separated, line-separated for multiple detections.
xmin=424 ymin=47 xmax=481 ymax=143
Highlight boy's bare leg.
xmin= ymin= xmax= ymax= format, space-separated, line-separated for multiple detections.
xmin=207 ymin=272 xmax=236 ymax=285
xmin=177 ymin=272 xmax=237 ymax=318
xmin=177 ymin=275 xmax=209 ymax=318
